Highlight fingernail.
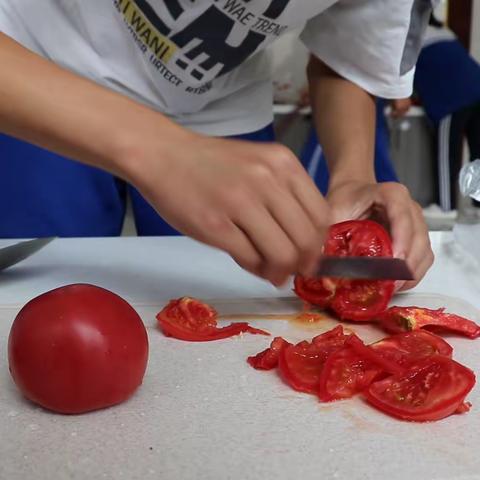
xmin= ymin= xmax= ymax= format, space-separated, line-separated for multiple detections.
xmin=395 ymin=251 xmax=406 ymax=260
xmin=271 ymin=275 xmax=289 ymax=288
xmin=394 ymin=280 xmax=405 ymax=292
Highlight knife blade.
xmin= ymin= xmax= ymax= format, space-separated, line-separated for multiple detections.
xmin=205 ymin=296 xmax=304 ymax=316
xmin=315 ymin=256 xmax=414 ymax=280
xmin=0 ymin=237 xmax=55 ymax=272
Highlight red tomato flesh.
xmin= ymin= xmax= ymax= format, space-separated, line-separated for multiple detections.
xmin=318 ymin=344 xmax=382 ymax=402
xmin=365 ymin=355 xmax=476 ymax=421
xmin=247 ymin=337 xmax=291 ymax=370
xmin=278 ymin=326 xmax=348 ymax=393
xmin=8 ymin=284 xmax=149 ymax=414
xmin=157 ymin=297 xmax=269 ymax=341
xmin=371 ymin=330 xmax=453 ymax=368
xmin=345 ymin=334 xmax=404 ymax=376
xmin=294 ymin=220 xmax=394 ymax=321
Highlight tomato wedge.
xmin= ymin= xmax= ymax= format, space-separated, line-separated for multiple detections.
xmin=278 ymin=326 xmax=348 ymax=393
xmin=377 ymin=306 xmax=480 ymax=339
xmin=345 ymin=335 xmax=404 ymax=376
xmin=365 ymin=355 xmax=476 ymax=421
xmin=318 ymin=334 xmax=404 ymax=402
xmin=247 ymin=337 xmax=291 ymax=370
xmin=294 ymin=220 xmax=394 ymax=321
xmin=371 ymin=330 xmax=453 ymax=368
xmin=157 ymin=297 xmax=270 ymax=341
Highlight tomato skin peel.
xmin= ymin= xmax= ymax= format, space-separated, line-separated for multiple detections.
xmin=377 ymin=306 xmax=480 ymax=339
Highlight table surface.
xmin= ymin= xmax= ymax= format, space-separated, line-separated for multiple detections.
xmin=1 ymin=232 xmax=480 ymax=480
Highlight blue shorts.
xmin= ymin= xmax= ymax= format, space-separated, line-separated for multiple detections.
xmin=0 ymin=125 xmax=274 ymax=237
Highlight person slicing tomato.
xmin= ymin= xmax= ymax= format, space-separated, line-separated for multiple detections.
xmin=0 ymin=1 xmax=433 ymax=288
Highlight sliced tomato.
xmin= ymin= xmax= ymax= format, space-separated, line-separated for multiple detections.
xmin=293 ymin=277 xmax=335 ymax=309
xmin=311 ymin=325 xmax=347 ymax=347
xmin=157 ymin=297 xmax=270 ymax=341
xmin=365 ymin=355 xmax=476 ymax=421
xmin=345 ymin=334 xmax=404 ymax=376
xmin=294 ymin=220 xmax=394 ymax=322
xmin=247 ymin=337 xmax=291 ymax=370
xmin=318 ymin=338 xmax=383 ymax=402
xmin=371 ymin=330 xmax=453 ymax=368
xmin=278 ymin=325 xmax=348 ymax=394
xmin=377 ymin=306 xmax=480 ymax=339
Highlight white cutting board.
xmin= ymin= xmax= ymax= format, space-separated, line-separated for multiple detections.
xmin=1 ymin=293 xmax=480 ymax=480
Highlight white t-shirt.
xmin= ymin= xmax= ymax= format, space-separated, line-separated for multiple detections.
xmin=0 ymin=0 xmax=430 ymax=135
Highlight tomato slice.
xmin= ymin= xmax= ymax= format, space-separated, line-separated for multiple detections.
xmin=371 ymin=330 xmax=453 ymax=368
xmin=377 ymin=306 xmax=480 ymax=339
xmin=345 ymin=334 xmax=404 ymax=376
xmin=157 ymin=297 xmax=270 ymax=341
xmin=294 ymin=220 xmax=394 ymax=321
xmin=365 ymin=355 xmax=476 ymax=421
xmin=293 ymin=277 xmax=335 ymax=309
xmin=318 ymin=336 xmax=385 ymax=402
xmin=247 ymin=337 xmax=291 ymax=370
xmin=278 ymin=325 xmax=348 ymax=393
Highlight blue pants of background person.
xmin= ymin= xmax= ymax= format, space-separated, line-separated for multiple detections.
xmin=300 ymin=100 xmax=398 ymax=194
xmin=0 ymin=126 xmax=275 ymax=238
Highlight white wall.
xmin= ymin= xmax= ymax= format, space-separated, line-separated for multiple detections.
xmin=471 ymin=0 xmax=480 ymax=60
xmin=434 ymin=0 xmax=448 ymax=22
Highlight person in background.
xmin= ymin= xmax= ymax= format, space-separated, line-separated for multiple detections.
xmin=391 ymin=13 xmax=480 ymax=211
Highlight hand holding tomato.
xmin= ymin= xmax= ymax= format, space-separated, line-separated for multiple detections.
xmin=326 ymin=180 xmax=433 ymax=291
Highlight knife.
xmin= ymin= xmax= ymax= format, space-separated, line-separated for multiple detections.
xmin=315 ymin=256 xmax=414 ymax=280
xmin=0 ymin=237 xmax=55 ymax=272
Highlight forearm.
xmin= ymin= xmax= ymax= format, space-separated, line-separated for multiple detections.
xmin=0 ymin=32 xmax=192 ymax=183
xmin=307 ymin=55 xmax=376 ymax=189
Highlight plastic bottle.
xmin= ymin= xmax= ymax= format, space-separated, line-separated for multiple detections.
xmin=453 ymin=159 xmax=480 ymax=262
xmin=459 ymin=159 xmax=480 ymax=202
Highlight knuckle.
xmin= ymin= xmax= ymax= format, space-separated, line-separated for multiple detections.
xmin=412 ymin=201 xmax=424 ymax=215
xmin=269 ymin=143 xmax=294 ymax=161
xmin=265 ymin=144 xmax=299 ymax=172
xmin=224 ymin=185 xmax=249 ymax=210
xmin=382 ymin=181 xmax=409 ymax=198
xmin=202 ymin=212 xmax=232 ymax=235
xmin=248 ymin=162 xmax=275 ymax=184
xmin=394 ymin=182 xmax=410 ymax=196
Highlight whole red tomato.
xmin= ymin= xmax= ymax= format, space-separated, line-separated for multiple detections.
xmin=8 ymin=284 xmax=149 ymax=414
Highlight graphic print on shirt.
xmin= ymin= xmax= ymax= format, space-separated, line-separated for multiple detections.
xmin=113 ymin=0 xmax=291 ymax=95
